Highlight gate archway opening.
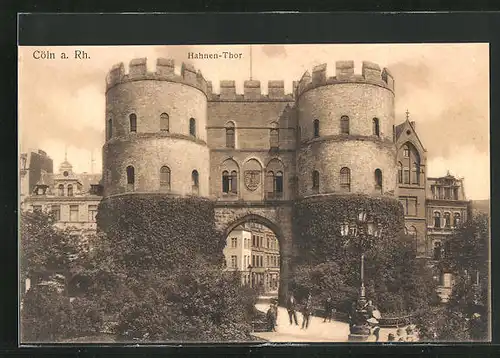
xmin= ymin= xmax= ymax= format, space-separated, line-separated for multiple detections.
xmin=222 ymin=214 xmax=283 ymax=300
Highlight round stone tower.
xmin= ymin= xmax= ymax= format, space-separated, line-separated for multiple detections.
xmin=102 ymin=58 xmax=210 ymax=198
xmin=296 ymin=61 xmax=397 ymax=197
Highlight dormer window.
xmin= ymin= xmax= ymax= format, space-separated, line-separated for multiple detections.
xmin=63 ymin=171 xmax=69 ymax=177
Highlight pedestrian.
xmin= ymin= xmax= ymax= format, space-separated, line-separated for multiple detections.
xmin=387 ymin=333 xmax=395 ymax=342
xmin=286 ymin=293 xmax=299 ymax=326
xmin=323 ymin=296 xmax=333 ymax=322
xmin=301 ymin=293 xmax=312 ymax=329
xmin=405 ymin=325 xmax=415 ymax=342
xmin=266 ymin=304 xmax=277 ymax=332
xmin=372 ymin=325 xmax=381 ymax=342
xmin=396 ymin=327 xmax=405 ymax=342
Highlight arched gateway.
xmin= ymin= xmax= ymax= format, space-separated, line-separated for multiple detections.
xmin=215 ymin=203 xmax=293 ymax=305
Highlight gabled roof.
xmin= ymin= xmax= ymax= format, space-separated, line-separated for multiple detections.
xmin=395 ymin=118 xmax=426 ymax=153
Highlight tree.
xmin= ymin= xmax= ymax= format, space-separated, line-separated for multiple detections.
xmin=20 ymin=210 xmax=100 ymax=342
xmin=417 ymin=212 xmax=490 ymax=341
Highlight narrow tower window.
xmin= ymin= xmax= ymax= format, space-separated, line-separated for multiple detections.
xmin=375 ymin=169 xmax=383 ymax=190
xmin=160 ymin=166 xmax=171 ymax=191
xmin=67 ymin=184 xmax=73 ymax=197
xmin=373 ymin=118 xmax=380 ymax=136
xmin=58 ymin=184 xmax=64 ymax=196
xmin=275 ymin=171 xmax=284 ymax=197
xmin=189 ymin=118 xmax=196 ymax=137
xmin=265 ymin=171 xmax=274 ymax=198
xmin=230 ymin=170 xmax=238 ymax=194
xmin=340 ymin=167 xmax=351 ymax=192
xmin=129 ymin=113 xmax=137 ymax=133
xmin=191 ymin=170 xmax=199 ymax=195
xmin=313 ymin=119 xmax=320 ymax=138
xmin=453 ymin=213 xmax=461 ymax=227
xmin=222 ymin=171 xmax=230 ymax=193
xmin=270 ymin=128 xmax=279 ymax=149
xmin=107 ymin=118 xmax=113 ymax=140
xmin=160 ymin=113 xmax=169 ymax=132
xmin=226 ymin=122 xmax=235 ymax=148
xmin=312 ymin=170 xmax=320 ymax=192
xmin=340 ymin=116 xmax=350 ymax=135
xmin=126 ymin=165 xmax=135 ymax=191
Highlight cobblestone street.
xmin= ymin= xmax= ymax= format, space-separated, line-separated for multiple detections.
xmin=253 ymin=303 xmax=415 ymax=343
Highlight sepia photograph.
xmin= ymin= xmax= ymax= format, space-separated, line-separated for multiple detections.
xmin=18 ymin=43 xmax=490 ymax=344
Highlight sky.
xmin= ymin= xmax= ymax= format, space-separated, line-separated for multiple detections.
xmin=18 ymin=44 xmax=490 ymax=199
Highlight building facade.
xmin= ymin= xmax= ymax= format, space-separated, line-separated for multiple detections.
xmin=21 ymin=156 xmax=103 ymax=242
xmin=223 ymin=222 xmax=280 ymax=292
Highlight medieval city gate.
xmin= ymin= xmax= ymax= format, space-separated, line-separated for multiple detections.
xmin=214 ymin=202 xmax=293 ymax=305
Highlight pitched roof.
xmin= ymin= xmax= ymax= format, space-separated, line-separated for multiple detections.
xmin=395 ymin=119 xmax=426 ymax=152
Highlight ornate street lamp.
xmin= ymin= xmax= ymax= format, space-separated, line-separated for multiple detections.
xmin=340 ymin=209 xmax=383 ymax=341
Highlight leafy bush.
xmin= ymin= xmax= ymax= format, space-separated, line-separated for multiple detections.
xmin=93 ymin=195 xmax=256 ymax=341
xmin=291 ymin=195 xmax=439 ymax=316
xmin=97 ymin=195 xmax=226 ymax=273
xmin=114 ymin=261 xmax=255 ymax=342
xmin=416 ymin=212 xmax=490 ymax=341
xmin=21 ymin=285 xmax=103 ymax=342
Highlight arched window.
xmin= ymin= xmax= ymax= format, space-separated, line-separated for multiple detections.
xmin=313 ymin=119 xmax=320 ymax=138
xmin=403 ymin=144 xmax=410 ymax=158
xmin=312 ymin=170 xmax=320 ymax=192
xmin=67 ymin=184 xmax=73 ymax=197
xmin=129 ymin=113 xmax=137 ymax=133
xmin=126 ymin=165 xmax=135 ymax=191
xmin=340 ymin=116 xmax=350 ymax=135
xmin=434 ymin=211 xmax=441 ymax=228
xmin=189 ymin=118 xmax=196 ymax=137
xmin=433 ymin=241 xmax=442 ymax=260
xmin=226 ymin=123 xmax=235 ymax=148
xmin=412 ymin=162 xmax=420 ymax=185
xmin=275 ymin=171 xmax=284 ymax=196
xmin=373 ymin=118 xmax=380 ymax=136
xmin=222 ymin=170 xmax=238 ymax=194
xmin=375 ymin=169 xmax=383 ymax=189
xmin=403 ymin=166 xmax=410 ymax=184
xmin=222 ymin=171 xmax=230 ymax=193
xmin=107 ymin=118 xmax=113 ymax=140
xmin=270 ymin=128 xmax=279 ymax=149
xmin=408 ymin=226 xmax=417 ymax=252
xmin=160 ymin=166 xmax=171 ymax=191
xmin=444 ymin=212 xmax=451 ymax=228
xmin=398 ymin=162 xmax=403 ymax=184
xmin=265 ymin=171 xmax=274 ymax=197
xmin=191 ymin=170 xmax=199 ymax=194
xmin=58 ymin=184 xmax=64 ymax=196
xmin=160 ymin=113 xmax=169 ymax=132
xmin=453 ymin=213 xmax=461 ymax=227
xmin=230 ymin=170 xmax=238 ymax=193
xmin=340 ymin=167 xmax=351 ymax=192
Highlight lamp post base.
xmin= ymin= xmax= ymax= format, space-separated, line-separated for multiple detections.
xmin=348 ymin=333 xmax=370 ymax=342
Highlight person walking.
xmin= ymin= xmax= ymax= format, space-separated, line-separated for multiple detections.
xmin=301 ymin=293 xmax=312 ymax=330
xmin=266 ymin=303 xmax=277 ymax=332
xmin=286 ymin=293 xmax=299 ymax=326
xmin=323 ymin=296 xmax=333 ymax=322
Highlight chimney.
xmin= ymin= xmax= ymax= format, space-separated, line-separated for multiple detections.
xmin=410 ymin=121 xmax=416 ymax=130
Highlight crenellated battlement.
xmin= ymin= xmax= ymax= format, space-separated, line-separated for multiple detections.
xmin=106 ymin=58 xmax=210 ymax=96
xmin=295 ymin=61 xmax=395 ymax=98
xmin=209 ymin=79 xmax=294 ymax=102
